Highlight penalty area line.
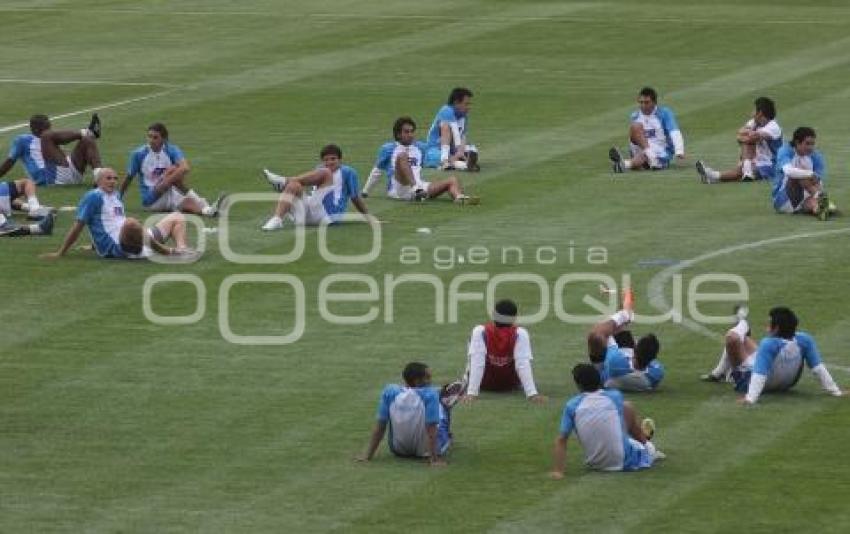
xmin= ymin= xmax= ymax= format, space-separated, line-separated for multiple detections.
xmin=0 ymin=89 xmax=179 ymax=134
xmin=0 ymin=78 xmax=178 ymax=88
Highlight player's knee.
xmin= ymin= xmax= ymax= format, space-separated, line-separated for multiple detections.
xmin=284 ymin=181 xmax=303 ymax=194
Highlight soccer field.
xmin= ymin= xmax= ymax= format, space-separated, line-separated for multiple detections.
xmin=2 ymin=0 xmax=850 ymax=531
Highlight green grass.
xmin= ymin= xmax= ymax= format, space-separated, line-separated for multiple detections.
xmin=2 ymin=0 xmax=850 ymax=531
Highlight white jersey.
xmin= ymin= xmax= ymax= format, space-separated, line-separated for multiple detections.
xmin=744 ymin=118 xmax=782 ymax=168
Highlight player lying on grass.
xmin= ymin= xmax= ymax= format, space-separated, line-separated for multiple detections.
xmin=423 ymin=87 xmax=480 ymax=171
xmin=696 ymin=97 xmax=782 ymax=184
xmin=461 ymin=299 xmax=546 ymax=404
xmin=261 ymin=144 xmax=371 ymax=231
xmin=587 ymin=289 xmax=665 ymax=392
xmin=0 ymin=179 xmax=54 ymax=237
xmin=609 ymin=86 xmax=685 ymax=173
xmin=701 ymin=306 xmax=844 ymax=405
xmin=550 ymin=363 xmax=665 ymax=479
xmin=43 ymin=167 xmax=197 ymax=260
xmin=771 ymin=126 xmax=833 ymax=220
xmin=120 ymin=122 xmax=226 ymax=217
xmin=357 ymin=362 xmax=464 ymax=467
xmin=361 ymin=116 xmax=477 ymax=203
xmin=0 ymin=113 xmax=102 ymax=186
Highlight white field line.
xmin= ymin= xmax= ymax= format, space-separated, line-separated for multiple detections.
xmin=0 ymin=89 xmax=179 ymax=134
xmin=0 ymin=78 xmax=178 ymax=87
xmin=646 ymin=227 xmax=850 ymax=341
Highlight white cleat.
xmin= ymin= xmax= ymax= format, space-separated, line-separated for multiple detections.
xmin=261 ymin=215 xmax=285 ymax=231
xmin=263 ymin=168 xmax=287 ymax=192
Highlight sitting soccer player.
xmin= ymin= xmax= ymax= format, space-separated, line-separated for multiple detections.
xmin=696 ymin=97 xmax=782 ymax=184
xmin=0 ymin=113 xmax=102 ymax=186
xmin=0 ymin=179 xmax=54 ymax=237
xmin=120 ymin=123 xmax=225 ymax=218
xmin=461 ymin=299 xmax=546 ymax=403
xmin=43 ymin=168 xmax=196 ymax=260
xmin=702 ymin=306 xmax=844 ymax=405
xmin=549 ymin=363 xmax=665 ymax=479
xmin=423 ymin=87 xmax=480 ymax=171
xmin=361 ymin=116 xmax=477 ymax=203
xmin=609 ymin=86 xmax=685 ymax=173
xmin=586 ymin=291 xmax=665 ymax=392
xmin=771 ymin=126 xmax=832 ymax=220
xmin=261 ymin=144 xmax=370 ymax=231
xmin=357 ymin=362 xmax=462 ymax=467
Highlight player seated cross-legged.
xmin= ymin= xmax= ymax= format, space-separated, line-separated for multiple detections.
xmin=609 ymin=87 xmax=685 ymax=173
xmin=696 ymin=97 xmax=782 ymax=184
xmin=0 ymin=179 xmax=54 ymax=237
xmin=120 ymin=123 xmax=226 ymax=218
xmin=423 ymin=87 xmax=480 ymax=172
xmin=42 ymin=168 xmax=197 ymax=260
xmin=0 ymin=113 xmax=102 ymax=186
xmin=261 ymin=144 xmax=371 ymax=231
xmin=356 ymin=362 xmax=464 ymax=467
xmin=361 ymin=117 xmax=477 ymax=204
xmin=587 ymin=289 xmax=665 ymax=392
xmin=460 ymin=299 xmax=546 ymax=404
xmin=549 ymin=363 xmax=665 ymax=479
xmin=771 ymin=126 xmax=833 ymax=220
xmin=702 ymin=306 xmax=844 ymax=405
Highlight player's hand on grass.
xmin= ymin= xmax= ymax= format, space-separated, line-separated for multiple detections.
xmin=528 ymin=394 xmax=548 ymax=405
xmin=677 ymin=153 xmax=686 ymax=160
xmin=460 ymin=394 xmax=477 ymax=405
xmin=354 ymin=454 xmax=370 ymax=463
xmin=40 ymin=252 xmax=62 ymax=260
xmin=548 ymin=471 xmax=564 ymax=480
xmin=429 ymin=458 xmax=447 ymax=468
xmin=736 ymin=396 xmax=753 ymax=406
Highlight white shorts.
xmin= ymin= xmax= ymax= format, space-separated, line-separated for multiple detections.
xmin=54 ymin=156 xmax=84 ymax=185
xmin=628 ymin=143 xmax=670 ymax=169
xmin=293 ymin=187 xmax=333 ymax=226
xmin=145 ymin=187 xmax=201 ymax=212
xmin=387 ymin=180 xmax=430 ymax=201
xmin=605 ymin=372 xmax=653 ymax=392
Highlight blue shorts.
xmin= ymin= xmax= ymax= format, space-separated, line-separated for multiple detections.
xmin=437 ymin=405 xmax=452 ymax=455
xmin=423 ymin=146 xmax=442 ymax=168
xmin=623 ymin=438 xmax=654 ymax=471
xmin=755 ymin=165 xmax=775 ymax=181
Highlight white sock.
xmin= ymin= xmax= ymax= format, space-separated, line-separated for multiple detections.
xmin=27 ymin=223 xmax=40 ymax=235
xmin=742 ymin=159 xmax=754 ymax=177
xmin=440 ymin=145 xmax=450 ymax=163
xmin=711 ymin=348 xmax=732 ymax=378
xmin=27 ymin=196 xmax=40 ymax=212
xmin=623 ymin=159 xmax=633 ymax=169
xmin=707 ymin=168 xmax=720 ymax=180
xmin=0 ymin=213 xmax=6 ymax=226
xmin=363 ymin=168 xmax=382 ymax=194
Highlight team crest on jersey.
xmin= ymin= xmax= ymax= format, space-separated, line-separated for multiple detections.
xmin=114 ymin=206 xmax=124 ymax=216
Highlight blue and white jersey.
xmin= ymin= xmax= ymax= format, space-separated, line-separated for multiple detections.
xmin=630 ymin=106 xmax=680 ymax=160
xmin=126 ymin=143 xmax=185 ymax=206
xmin=772 ymin=144 xmax=826 ymax=208
xmin=601 ymin=339 xmax=664 ymax=391
xmin=744 ymin=118 xmax=782 ymax=169
xmin=752 ymin=332 xmax=821 ymax=391
xmin=374 ymin=140 xmax=428 ymax=193
xmin=376 ymin=384 xmax=441 ymax=457
xmin=559 ymin=389 xmax=647 ymax=471
xmin=7 ymin=134 xmax=49 ymax=185
xmin=76 ymin=189 xmax=128 ymax=258
xmin=427 ymin=104 xmax=467 ymax=150
xmin=321 ymin=164 xmax=360 ymax=222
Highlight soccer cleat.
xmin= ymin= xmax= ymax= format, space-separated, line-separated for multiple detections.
xmin=413 ymin=188 xmax=428 ymax=202
xmin=360 ymin=191 xmax=369 ymax=198
xmin=38 ymin=212 xmax=55 ymax=235
xmin=172 ymin=247 xmax=201 ymax=261
xmin=87 ymin=113 xmax=102 ymax=139
xmin=816 ymin=194 xmax=831 ymax=221
xmin=208 ymin=192 xmax=228 ymax=218
xmin=640 ymin=417 xmax=656 ymax=440
xmin=262 ymin=169 xmax=287 ymax=193
xmin=695 ymin=160 xmax=717 ymax=184
xmin=261 ymin=215 xmax=285 ymax=231
xmin=441 ymin=379 xmax=468 ymax=409
xmin=741 ymin=173 xmax=754 ymax=182
xmin=466 ymin=150 xmax=480 ymax=172
xmin=734 ymin=304 xmax=749 ymax=321
xmin=609 ymin=146 xmax=624 ymax=173
xmin=0 ymin=220 xmax=23 ymax=237
xmin=700 ymin=373 xmax=722 ymax=383
xmin=651 ymin=447 xmax=667 ymax=461
xmin=27 ymin=206 xmax=56 ymax=220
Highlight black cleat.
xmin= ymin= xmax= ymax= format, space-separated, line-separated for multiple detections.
xmin=466 ymin=150 xmax=480 ymax=172
xmin=87 ymin=113 xmax=102 ymax=139
xmin=38 ymin=212 xmax=55 ymax=236
xmin=609 ymin=146 xmax=625 ymax=173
